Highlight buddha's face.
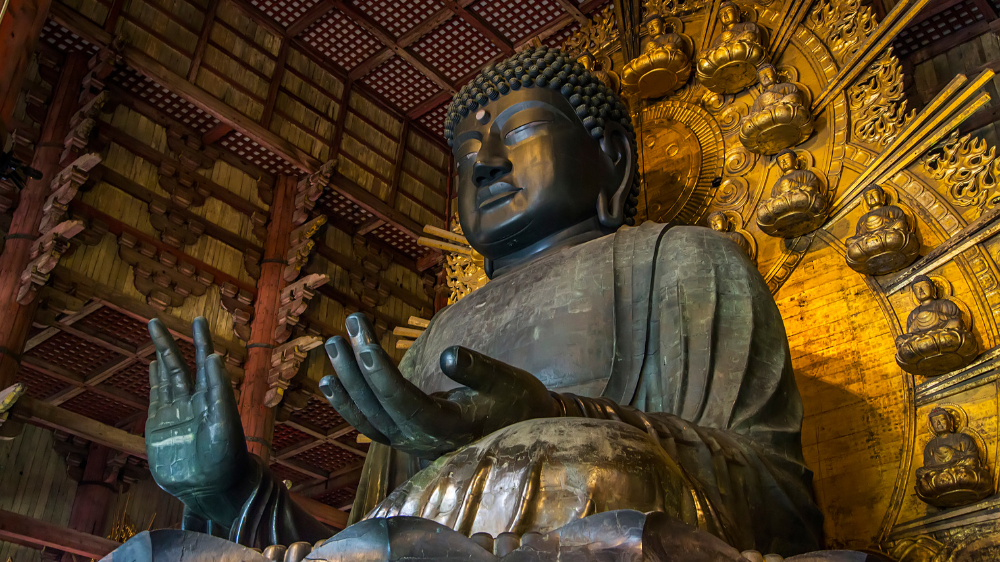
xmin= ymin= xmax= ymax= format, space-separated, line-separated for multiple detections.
xmin=719 ymin=4 xmax=739 ymax=26
xmin=863 ymin=187 xmax=885 ymax=209
xmin=758 ymin=66 xmax=777 ymax=87
xmin=452 ymin=87 xmax=625 ymax=260
xmin=930 ymin=412 xmax=953 ymax=434
xmin=912 ymin=278 xmax=936 ymax=302
xmin=708 ymin=212 xmax=727 ymax=231
xmin=777 ymin=152 xmax=797 ymax=172
xmin=647 ymin=17 xmax=664 ymax=37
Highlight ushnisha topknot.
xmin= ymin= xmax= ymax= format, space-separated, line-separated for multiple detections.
xmin=444 ymin=45 xmax=641 ymax=225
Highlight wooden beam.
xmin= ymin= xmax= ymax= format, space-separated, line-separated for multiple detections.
xmin=294 ymin=465 xmax=364 ymax=497
xmin=444 ymin=1 xmax=514 ymax=55
xmin=907 ymin=18 xmax=1000 ymax=65
xmin=407 ymin=90 xmax=451 ymax=120
xmin=0 ymin=0 xmax=54 ymax=132
xmin=349 ymin=49 xmax=395 ymax=81
xmin=552 ymin=0 xmax=589 ymax=23
xmin=261 ymin=40 xmax=290 ymax=128
xmin=50 ymin=1 xmax=321 ymax=173
xmin=331 ymin=173 xmax=423 ymax=237
xmin=286 ymin=0 xmax=335 ymax=37
xmin=0 ymin=509 xmax=121 ymax=559
xmin=23 ymin=355 xmax=148 ymax=410
xmin=387 ymin=120 xmax=409 ymax=206
xmin=332 ymin=1 xmax=457 ymax=94
xmin=11 ymin=394 xmax=147 ymax=456
xmin=103 ymin=0 xmax=127 ymax=32
xmin=187 ymin=0 xmax=220 ymax=81
xmin=288 ymin=492 xmax=349 ymax=529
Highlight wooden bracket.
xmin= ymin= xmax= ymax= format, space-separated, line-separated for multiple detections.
xmin=16 ymin=220 xmax=87 ymax=305
xmin=148 ymin=198 xmax=205 ymax=248
xmin=118 ymin=232 xmax=214 ymax=310
xmin=292 ymin=159 xmax=336 ymax=226
xmin=274 ymin=273 xmax=328 ymax=343
xmin=167 ymin=125 xmax=220 ymax=172
xmin=264 ymin=335 xmax=323 ymax=408
xmin=41 ymin=152 xmax=102 ymax=234
xmin=157 ymin=167 xmax=211 ymax=208
xmin=220 ymin=281 xmax=254 ymax=341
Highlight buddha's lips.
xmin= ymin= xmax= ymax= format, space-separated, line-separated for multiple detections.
xmin=477 ymin=182 xmax=521 ymax=209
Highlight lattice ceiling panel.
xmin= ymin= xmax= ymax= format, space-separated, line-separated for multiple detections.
xmin=76 ymin=308 xmax=150 ymax=348
xmin=417 ymin=101 xmax=450 ymax=136
xmin=219 ymin=130 xmax=302 ymax=175
xmin=273 ymin=423 xmax=312 ymax=451
xmin=62 ymin=390 xmax=141 ymax=427
xmin=335 ymin=428 xmax=369 ymax=451
xmin=105 ymin=361 xmax=152 ymax=399
xmin=302 ymin=9 xmax=384 ymax=72
xmin=290 ymin=395 xmax=346 ymax=432
xmin=251 ymin=0 xmax=324 ymax=27
xmin=371 ymin=222 xmax=429 ymax=259
xmin=17 ymin=364 xmax=70 ymax=400
xmin=113 ymin=68 xmax=222 ymax=134
xmin=362 ymin=56 xmax=439 ymax=112
xmin=353 ymin=0 xmax=446 ymax=38
xmin=411 ymin=16 xmax=502 ymax=82
xmin=317 ymin=187 xmax=377 ymax=227
xmin=38 ymin=20 xmax=100 ymax=56
xmin=270 ymin=462 xmax=314 ymax=484
xmin=472 ymin=0 xmax=565 ymax=44
xmin=28 ymin=332 xmax=127 ymax=375
xmin=315 ymin=487 xmax=356 ymax=508
xmin=893 ymin=0 xmax=985 ymax=58
xmin=545 ymin=20 xmax=581 ymax=47
xmin=291 ymin=441 xmax=363 ymax=472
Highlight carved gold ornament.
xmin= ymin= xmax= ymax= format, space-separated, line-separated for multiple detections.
xmin=417 ymin=220 xmax=488 ymax=306
xmin=895 ymin=276 xmax=979 ymax=377
xmin=915 ymin=406 xmax=994 ymax=507
xmin=756 ymin=149 xmax=829 ymax=238
xmin=922 ymin=133 xmax=1000 ymax=215
xmin=847 ymin=49 xmax=913 ymax=148
xmin=621 ymin=16 xmax=693 ymax=99
xmin=695 ymin=1 xmax=768 ymax=94
xmin=707 ymin=210 xmax=756 ymax=261
xmin=844 ymin=184 xmax=920 ymax=275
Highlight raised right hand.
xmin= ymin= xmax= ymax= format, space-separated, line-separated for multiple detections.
xmin=145 ymin=317 xmax=249 ymax=509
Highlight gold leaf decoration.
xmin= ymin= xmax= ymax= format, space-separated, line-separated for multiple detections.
xmin=806 ymin=0 xmax=876 ymax=65
xmin=922 ymin=133 xmax=1000 ymax=213
xmin=847 ymin=49 xmax=914 ymax=148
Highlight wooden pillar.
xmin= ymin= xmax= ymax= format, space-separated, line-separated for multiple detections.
xmin=0 ymin=53 xmax=87 ymax=389
xmin=0 ymin=0 xmax=55 ymax=136
xmin=60 ymin=444 xmax=113 ymax=562
xmin=238 ymin=174 xmax=295 ymax=462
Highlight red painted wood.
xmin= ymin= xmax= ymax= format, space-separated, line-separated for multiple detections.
xmin=60 ymin=445 xmax=114 ymax=562
xmin=238 ymin=175 xmax=295 ymax=462
xmin=0 ymin=508 xmax=120 ymax=559
xmin=0 ymin=0 xmax=54 ymax=133
xmin=0 ymin=54 xmax=88 ymax=389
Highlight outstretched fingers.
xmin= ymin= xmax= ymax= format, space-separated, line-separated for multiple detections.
xmin=318 ymin=371 xmax=389 ymax=445
xmin=345 ymin=313 xmax=459 ymax=438
xmin=324 ymin=336 xmax=403 ymax=443
xmin=148 ymin=318 xmax=192 ymax=403
xmin=192 ymin=317 xmax=215 ymax=393
xmin=439 ymin=346 xmax=534 ymax=396
xmin=148 ymin=359 xmax=160 ymax=417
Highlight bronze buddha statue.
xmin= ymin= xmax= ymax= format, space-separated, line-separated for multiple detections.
xmin=756 ymin=149 xmax=829 ymax=238
xmin=844 ymin=185 xmax=920 ymax=276
xmin=915 ymin=408 xmax=993 ymax=508
xmin=738 ymin=64 xmax=814 ymax=155
xmin=895 ymin=276 xmax=979 ymax=377
xmin=707 ymin=210 xmax=754 ymax=259
xmin=121 ymin=46 xmax=853 ymax=562
xmin=620 ymin=15 xmax=692 ymax=99
xmin=695 ymin=1 xmax=768 ymax=94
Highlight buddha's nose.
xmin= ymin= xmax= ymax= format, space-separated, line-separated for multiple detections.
xmin=473 ymin=156 xmax=513 ymax=188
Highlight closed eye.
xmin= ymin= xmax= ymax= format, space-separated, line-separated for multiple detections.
xmin=504 ymin=119 xmax=551 ymax=143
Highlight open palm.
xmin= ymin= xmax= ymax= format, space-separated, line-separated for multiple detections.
xmin=145 ymin=317 xmax=249 ymax=506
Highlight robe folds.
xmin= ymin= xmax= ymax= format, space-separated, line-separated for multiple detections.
xmin=214 ymin=223 xmax=823 ymax=556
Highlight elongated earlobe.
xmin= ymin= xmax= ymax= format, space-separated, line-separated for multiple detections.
xmin=597 ymin=122 xmax=635 ymax=229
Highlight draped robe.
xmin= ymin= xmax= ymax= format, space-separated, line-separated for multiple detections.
xmin=212 ymin=223 xmax=823 ymax=556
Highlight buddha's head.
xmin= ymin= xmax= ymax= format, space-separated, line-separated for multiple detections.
xmin=719 ymin=2 xmax=741 ymax=26
xmin=707 ymin=211 xmax=730 ymax=232
xmin=929 ymin=408 xmax=954 ymax=435
xmin=757 ymin=64 xmax=778 ymax=88
xmin=911 ymin=275 xmax=937 ymax=303
xmin=445 ymin=46 xmax=639 ymax=271
xmin=863 ymin=185 xmax=886 ymax=210
xmin=646 ymin=15 xmax=665 ymax=37
xmin=776 ymin=149 xmax=798 ymax=173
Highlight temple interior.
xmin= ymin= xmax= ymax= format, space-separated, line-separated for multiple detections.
xmin=2 ymin=0 xmax=1000 ymax=560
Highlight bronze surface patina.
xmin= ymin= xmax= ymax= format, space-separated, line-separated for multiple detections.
xmin=114 ymin=45 xmax=896 ymax=562
xmin=915 ymin=407 xmax=994 ymax=508
xmin=895 ymin=276 xmax=979 ymax=377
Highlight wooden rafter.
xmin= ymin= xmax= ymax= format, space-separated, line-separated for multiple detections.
xmin=0 ymin=508 xmax=120 ymax=559
xmin=187 ymin=0 xmax=220 ymax=81
xmin=444 ymin=0 xmax=514 ymax=55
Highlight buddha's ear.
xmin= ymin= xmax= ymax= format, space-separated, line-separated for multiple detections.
xmin=597 ymin=121 xmax=635 ymax=229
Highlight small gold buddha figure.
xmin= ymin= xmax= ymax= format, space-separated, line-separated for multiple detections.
xmin=621 ymin=15 xmax=692 ymax=99
xmin=707 ymin=211 xmax=754 ymax=260
xmin=755 ymin=149 xmax=829 ymax=238
xmin=845 ymin=185 xmax=920 ymax=276
xmin=578 ymin=52 xmax=621 ymax=96
xmin=695 ymin=1 xmax=768 ymax=94
xmin=895 ymin=276 xmax=979 ymax=377
xmin=915 ymin=407 xmax=993 ymax=508
xmin=738 ymin=64 xmax=814 ymax=155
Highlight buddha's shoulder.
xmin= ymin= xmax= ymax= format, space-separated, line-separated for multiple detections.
xmin=621 ymin=223 xmax=744 ymax=255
